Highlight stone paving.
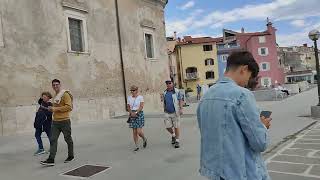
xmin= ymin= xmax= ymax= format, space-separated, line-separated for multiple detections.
xmin=0 ymin=88 xmax=318 ymax=180
xmin=266 ymin=122 xmax=320 ymax=179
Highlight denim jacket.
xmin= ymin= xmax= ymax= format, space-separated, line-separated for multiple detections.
xmin=197 ymin=77 xmax=270 ymax=180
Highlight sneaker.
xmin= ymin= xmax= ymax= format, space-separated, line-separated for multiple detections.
xmin=40 ymin=158 xmax=55 ymax=166
xmin=171 ymin=136 xmax=176 ymax=145
xmin=174 ymin=141 xmax=180 ymax=148
xmin=64 ymin=156 xmax=74 ymax=163
xmin=143 ymin=138 xmax=147 ymax=148
xmin=34 ymin=149 xmax=46 ymax=156
xmin=133 ymin=147 xmax=140 ymax=152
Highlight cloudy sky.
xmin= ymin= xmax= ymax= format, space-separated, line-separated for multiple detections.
xmin=165 ymin=0 xmax=320 ymax=47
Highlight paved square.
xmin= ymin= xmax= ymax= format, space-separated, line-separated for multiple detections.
xmin=267 ymin=123 xmax=320 ymax=179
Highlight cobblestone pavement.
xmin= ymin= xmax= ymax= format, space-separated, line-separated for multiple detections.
xmin=266 ymin=122 xmax=320 ymax=180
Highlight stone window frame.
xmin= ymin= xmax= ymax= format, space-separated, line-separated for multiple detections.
xmin=143 ymin=28 xmax=157 ymax=60
xmin=258 ymin=36 xmax=266 ymax=44
xmin=0 ymin=13 xmax=4 ymax=47
xmin=260 ymin=62 xmax=270 ymax=71
xmin=258 ymin=47 xmax=269 ymax=56
xmin=261 ymin=77 xmax=272 ymax=87
xmin=64 ymin=10 xmax=89 ymax=54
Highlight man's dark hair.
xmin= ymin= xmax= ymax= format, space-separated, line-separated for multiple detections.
xmin=246 ymin=76 xmax=260 ymax=91
xmin=226 ymin=51 xmax=259 ymax=78
xmin=52 ymin=79 xmax=61 ymax=84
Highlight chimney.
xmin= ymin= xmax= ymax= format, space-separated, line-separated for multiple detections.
xmin=174 ymin=31 xmax=177 ymax=40
xmin=241 ymin=27 xmax=245 ymax=33
xmin=266 ymin=17 xmax=274 ymax=33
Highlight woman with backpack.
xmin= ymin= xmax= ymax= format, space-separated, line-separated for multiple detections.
xmin=34 ymin=92 xmax=53 ymax=155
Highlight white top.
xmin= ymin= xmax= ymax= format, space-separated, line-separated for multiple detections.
xmin=127 ymin=95 xmax=144 ymax=111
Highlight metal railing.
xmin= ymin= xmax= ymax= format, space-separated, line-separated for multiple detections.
xmin=185 ymin=72 xmax=199 ymax=80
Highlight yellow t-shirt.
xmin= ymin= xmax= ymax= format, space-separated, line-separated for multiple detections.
xmin=52 ymin=92 xmax=72 ymax=121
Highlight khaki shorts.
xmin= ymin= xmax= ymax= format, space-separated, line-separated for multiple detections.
xmin=164 ymin=113 xmax=180 ymax=128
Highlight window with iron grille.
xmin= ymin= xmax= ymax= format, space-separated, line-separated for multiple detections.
xmin=206 ymin=71 xmax=215 ymax=79
xmin=68 ymin=18 xmax=83 ymax=52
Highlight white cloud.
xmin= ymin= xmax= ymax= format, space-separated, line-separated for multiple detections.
xmin=277 ymin=22 xmax=320 ymax=46
xmin=180 ymin=1 xmax=195 ymax=10
xmin=166 ymin=8 xmax=201 ymax=36
xmin=166 ymin=17 xmax=195 ymax=37
xmin=277 ymin=32 xmax=309 ymax=46
xmin=290 ymin=19 xmax=305 ymax=27
xmin=193 ymin=0 xmax=320 ymax=29
xmin=166 ymin=0 xmax=320 ymax=36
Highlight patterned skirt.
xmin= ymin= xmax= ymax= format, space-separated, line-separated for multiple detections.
xmin=129 ymin=111 xmax=145 ymax=129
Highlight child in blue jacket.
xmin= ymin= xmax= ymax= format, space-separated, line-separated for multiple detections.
xmin=34 ymin=92 xmax=52 ymax=155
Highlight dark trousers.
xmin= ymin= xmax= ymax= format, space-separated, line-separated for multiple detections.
xmin=49 ymin=120 xmax=74 ymax=160
xmin=281 ymin=90 xmax=290 ymax=95
xmin=35 ymin=128 xmax=51 ymax=150
xmin=197 ymin=93 xmax=201 ymax=100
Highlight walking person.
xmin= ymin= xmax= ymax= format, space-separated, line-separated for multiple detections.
xmin=277 ymin=84 xmax=290 ymax=96
xmin=197 ymin=51 xmax=271 ymax=180
xmin=161 ymin=80 xmax=183 ymax=148
xmin=196 ymin=84 xmax=202 ymax=100
xmin=34 ymin=92 xmax=53 ymax=155
xmin=127 ymin=85 xmax=147 ymax=152
xmin=41 ymin=79 xmax=74 ymax=166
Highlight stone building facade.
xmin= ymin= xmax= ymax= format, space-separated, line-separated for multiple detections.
xmin=0 ymin=0 xmax=169 ymax=135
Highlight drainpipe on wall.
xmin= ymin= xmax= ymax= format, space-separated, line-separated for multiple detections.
xmin=178 ymin=45 xmax=185 ymax=88
xmin=115 ymin=0 xmax=128 ymax=108
xmin=0 ymin=109 xmax=3 ymax=136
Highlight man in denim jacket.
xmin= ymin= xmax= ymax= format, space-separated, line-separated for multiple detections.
xmin=197 ymin=51 xmax=271 ymax=180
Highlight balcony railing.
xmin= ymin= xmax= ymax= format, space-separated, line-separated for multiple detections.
xmin=185 ymin=72 xmax=199 ymax=80
xmin=217 ymin=44 xmax=240 ymax=51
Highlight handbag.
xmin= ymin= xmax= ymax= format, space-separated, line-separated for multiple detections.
xmin=126 ymin=112 xmax=138 ymax=123
xmin=126 ymin=97 xmax=138 ymax=123
xmin=127 ymin=117 xmax=132 ymax=123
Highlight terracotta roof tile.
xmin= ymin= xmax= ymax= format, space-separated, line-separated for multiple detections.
xmin=177 ymin=36 xmax=222 ymax=45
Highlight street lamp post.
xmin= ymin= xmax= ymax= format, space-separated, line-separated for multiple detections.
xmin=309 ymin=30 xmax=320 ymax=118
xmin=309 ymin=30 xmax=320 ymax=106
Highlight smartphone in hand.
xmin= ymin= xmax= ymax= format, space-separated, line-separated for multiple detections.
xmin=260 ymin=111 xmax=272 ymax=118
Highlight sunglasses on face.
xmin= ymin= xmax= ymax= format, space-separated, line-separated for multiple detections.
xmin=52 ymin=84 xmax=60 ymax=86
xmin=130 ymin=90 xmax=137 ymax=92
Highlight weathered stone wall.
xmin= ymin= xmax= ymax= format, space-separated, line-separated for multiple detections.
xmin=0 ymin=0 xmax=169 ymax=135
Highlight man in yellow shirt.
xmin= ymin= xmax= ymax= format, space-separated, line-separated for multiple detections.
xmin=41 ymin=79 xmax=74 ymax=166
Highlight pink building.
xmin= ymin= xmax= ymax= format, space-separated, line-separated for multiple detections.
xmin=237 ymin=21 xmax=285 ymax=87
